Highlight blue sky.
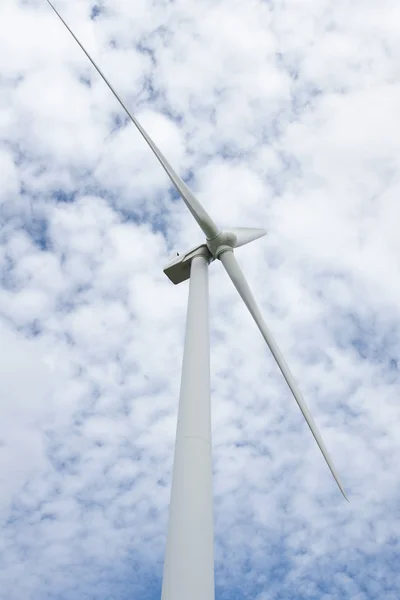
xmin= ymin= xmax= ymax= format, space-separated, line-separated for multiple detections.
xmin=1 ymin=0 xmax=400 ymax=598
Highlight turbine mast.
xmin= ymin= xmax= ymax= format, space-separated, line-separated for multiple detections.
xmin=162 ymin=246 xmax=215 ymax=600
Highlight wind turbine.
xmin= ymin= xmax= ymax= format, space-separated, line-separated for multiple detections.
xmin=46 ymin=3 xmax=348 ymax=599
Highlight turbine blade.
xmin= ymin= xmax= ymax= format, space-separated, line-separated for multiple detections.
xmin=219 ymin=250 xmax=348 ymax=500
xmin=230 ymin=227 xmax=266 ymax=248
xmin=45 ymin=0 xmax=219 ymax=240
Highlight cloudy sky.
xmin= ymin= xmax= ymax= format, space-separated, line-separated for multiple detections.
xmin=1 ymin=0 xmax=400 ymax=598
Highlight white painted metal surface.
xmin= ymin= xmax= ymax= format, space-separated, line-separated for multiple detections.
xmin=163 ymin=244 xmax=213 ymax=285
xmin=45 ymin=8 xmax=349 ymax=599
xmin=219 ymin=249 xmax=348 ymax=500
xmin=162 ymin=249 xmax=215 ymax=600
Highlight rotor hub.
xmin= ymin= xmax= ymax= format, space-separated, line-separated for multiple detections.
xmin=206 ymin=230 xmax=237 ymax=258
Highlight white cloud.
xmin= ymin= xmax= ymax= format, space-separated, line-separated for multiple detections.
xmin=0 ymin=323 xmax=53 ymax=512
xmin=1 ymin=0 xmax=400 ymax=599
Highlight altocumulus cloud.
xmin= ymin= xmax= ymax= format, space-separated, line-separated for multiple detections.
xmin=1 ymin=0 xmax=400 ymax=599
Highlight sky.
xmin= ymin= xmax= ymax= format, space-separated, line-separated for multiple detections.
xmin=1 ymin=0 xmax=400 ymax=598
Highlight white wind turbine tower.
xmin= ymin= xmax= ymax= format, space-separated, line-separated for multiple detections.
xmin=46 ymin=3 xmax=348 ymax=599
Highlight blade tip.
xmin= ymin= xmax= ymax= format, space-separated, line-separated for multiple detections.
xmin=339 ymin=485 xmax=349 ymax=502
